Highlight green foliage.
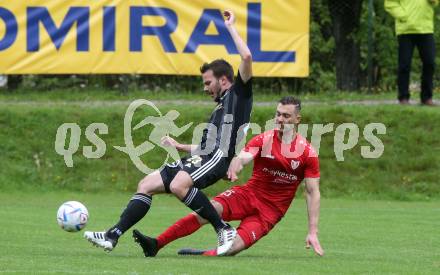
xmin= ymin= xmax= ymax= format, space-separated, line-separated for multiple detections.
xmin=359 ymin=1 xmax=394 ymax=89
xmin=1 ymin=103 xmax=440 ymax=200
xmin=307 ymin=14 xmax=337 ymax=92
xmin=0 ymin=87 xmax=398 ymax=102
xmin=21 ymin=75 xmax=87 ymax=91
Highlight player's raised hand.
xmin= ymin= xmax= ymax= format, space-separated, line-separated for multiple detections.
xmin=223 ymin=10 xmax=235 ymax=26
xmin=227 ymin=157 xmax=243 ymax=182
xmin=161 ymin=136 xmax=179 ymax=148
xmin=305 ymin=233 xmax=324 ymax=256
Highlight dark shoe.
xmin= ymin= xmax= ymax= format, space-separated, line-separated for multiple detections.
xmin=132 ymin=229 xmax=158 ymax=257
xmin=421 ymin=99 xmax=436 ymax=106
xmin=178 ymin=248 xmax=208 ymax=256
xmin=399 ymin=99 xmax=410 ymax=105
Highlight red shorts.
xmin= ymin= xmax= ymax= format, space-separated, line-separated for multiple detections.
xmin=213 ymin=186 xmax=282 ymax=248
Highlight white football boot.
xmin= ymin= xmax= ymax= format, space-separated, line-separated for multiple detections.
xmin=216 ymin=224 xmax=237 ymax=256
xmin=84 ymin=231 xmax=117 ymax=252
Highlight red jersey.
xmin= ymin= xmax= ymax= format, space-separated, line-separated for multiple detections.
xmin=243 ymin=130 xmax=320 ymax=217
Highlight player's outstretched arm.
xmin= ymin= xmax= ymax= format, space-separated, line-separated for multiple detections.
xmin=224 ymin=10 xmax=252 ymax=83
xmin=161 ymin=136 xmax=197 ymax=153
xmin=227 ymin=150 xmax=254 ymax=182
xmin=304 ymin=177 xmax=324 ymax=256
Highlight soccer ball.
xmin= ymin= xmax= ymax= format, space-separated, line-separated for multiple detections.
xmin=57 ymin=201 xmax=89 ymax=232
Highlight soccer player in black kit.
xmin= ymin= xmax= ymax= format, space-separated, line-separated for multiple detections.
xmin=84 ymin=9 xmax=253 ymax=256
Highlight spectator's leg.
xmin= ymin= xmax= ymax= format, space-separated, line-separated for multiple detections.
xmin=416 ymin=34 xmax=435 ymax=103
xmin=397 ymin=35 xmax=415 ymax=102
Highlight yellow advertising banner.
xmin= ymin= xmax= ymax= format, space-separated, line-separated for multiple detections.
xmin=0 ymin=0 xmax=309 ymax=76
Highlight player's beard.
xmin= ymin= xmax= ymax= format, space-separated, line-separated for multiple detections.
xmin=277 ymin=122 xmax=295 ymax=131
xmin=278 ymin=123 xmax=297 ymax=142
xmin=213 ymin=82 xmax=223 ymax=102
xmin=214 ymin=89 xmax=224 ymax=102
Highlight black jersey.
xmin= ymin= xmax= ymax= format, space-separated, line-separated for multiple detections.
xmin=198 ymin=71 xmax=253 ymax=159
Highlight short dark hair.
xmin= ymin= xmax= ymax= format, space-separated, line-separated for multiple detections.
xmin=279 ymin=96 xmax=301 ymax=112
xmin=200 ymin=59 xmax=234 ymax=83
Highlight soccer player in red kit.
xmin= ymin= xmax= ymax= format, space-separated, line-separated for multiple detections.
xmin=133 ymin=97 xmax=324 ymax=257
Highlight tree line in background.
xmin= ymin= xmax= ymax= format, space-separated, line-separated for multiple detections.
xmin=3 ymin=0 xmax=440 ymax=93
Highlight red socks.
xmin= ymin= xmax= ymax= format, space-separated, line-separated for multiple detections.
xmin=156 ymin=214 xmax=202 ymax=249
xmin=156 ymin=213 xmax=221 ymax=256
xmin=202 ymin=249 xmax=217 ymax=256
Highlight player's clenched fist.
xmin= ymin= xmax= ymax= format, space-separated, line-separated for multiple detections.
xmin=223 ymin=10 xmax=235 ymax=26
xmin=227 ymin=157 xmax=243 ymax=182
xmin=161 ymin=136 xmax=179 ymax=148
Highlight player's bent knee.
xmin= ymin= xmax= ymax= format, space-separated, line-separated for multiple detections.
xmin=137 ymin=171 xmax=164 ymax=195
xmin=191 ymin=212 xmax=208 ymax=225
xmin=226 ymin=235 xmax=246 ymax=256
xmin=210 ymin=200 xmax=224 ymax=216
xmin=169 ymin=172 xmax=193 ymax=199
xmin=169 ymin=181 xmax=187 ymax=198
xmin=137 ymin=177 xmax=150 ymax=194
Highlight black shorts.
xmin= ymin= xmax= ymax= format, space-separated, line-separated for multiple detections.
xmin=160 ymin=149 xmax=230 ymax=193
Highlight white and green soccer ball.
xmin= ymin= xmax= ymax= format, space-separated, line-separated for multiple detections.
xmin=57 ymin=201 xmax=89 ymax=232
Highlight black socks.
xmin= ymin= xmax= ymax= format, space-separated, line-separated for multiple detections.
xmin=107 ymin=193 xmax=152 ymax=240
xmin=182 ymin=187 xmax=226 ymax=232
xmin=106 ymin=187 xmax=226 ymax=241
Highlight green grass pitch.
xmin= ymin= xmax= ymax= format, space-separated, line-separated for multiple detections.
xmin=0 ymin=192 xmax=439 ymax=274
